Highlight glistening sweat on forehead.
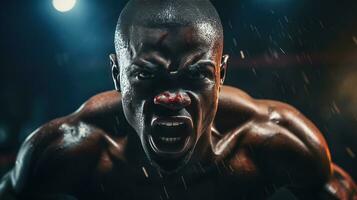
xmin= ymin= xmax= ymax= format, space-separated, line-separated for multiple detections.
xmin=114 ymin=0 xmax=224 ymax=65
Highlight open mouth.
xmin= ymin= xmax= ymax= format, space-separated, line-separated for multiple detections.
xmin=149 ymin=116 xmax=194 ymax=158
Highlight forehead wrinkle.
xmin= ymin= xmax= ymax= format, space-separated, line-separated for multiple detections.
xmin=131 ymin=26 xmax=167 ymax=48
xmin=130 ymin=25 xmax=218 ymax=72
xmin=115 ymin=0 xmax=224 ymax=64
xmin=180 ymin=51 xmax=206 ymax=69
xmin=136 ymin=52 xmax=171 ymax=69
xmin=156 ymin=32 xmax=170 ymax=47
xmin=130 ymin=26 xmax=201 ymax=58
xmin=166 ymin=51 xmax=214 ymax=72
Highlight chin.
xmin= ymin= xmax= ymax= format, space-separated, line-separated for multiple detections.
xmin=148 ymin=147 xmax=195 ymax=173
xmin=141 ymin=136 xmax=197 ymax=173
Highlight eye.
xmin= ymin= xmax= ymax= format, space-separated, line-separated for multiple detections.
xmin=137 ymin=70 xmax=155 ymax=80
xmin=187 ymin=66 xmax=209 ymax=80
xmin=188 ymin=69 xmax=205 ymax=80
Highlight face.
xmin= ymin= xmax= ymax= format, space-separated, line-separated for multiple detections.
xmin=112 ymin=22 xmax=227 ymax=171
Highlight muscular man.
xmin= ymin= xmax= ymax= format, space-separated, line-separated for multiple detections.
xmin=0 ymin=0 xmax=356 ymax=199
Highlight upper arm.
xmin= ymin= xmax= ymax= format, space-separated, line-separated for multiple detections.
xmin=0 ymin=118 xmax=64 ymax=198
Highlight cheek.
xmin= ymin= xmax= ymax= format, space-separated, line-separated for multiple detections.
xmin=122 ymin=94 xmax=141 ymax=130
xmin=194 ymin=83 xmax=219 ymax=132
xmin=121 ymin=84 xmax=146 ymax=132
xmin=121 ymin=72 xmax=151 ymax=106
xmin=121 ymin=75 xmax=156 ymax=134
xmin=201 ymin=88 xmax=218 ymax=119
xmin=199 ymin=79 xmax=219 ymax=106
xmin=122 ymin=71 xmax=156 ymax=100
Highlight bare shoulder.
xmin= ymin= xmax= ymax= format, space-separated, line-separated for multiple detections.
xmin=255 ymin=97 xmax=333 ymax=188
xmin=0 ymin=117 xmax=66 ymax=198
xmin=215 ymin=86 xmax=259 ymax=133
xmin=218 ymin=86 xmax=332 ymax=189
xmin=3 ymin=91 xmax=123 ymax=197
xmin=74 ymin=90 xmax=122 ymax=120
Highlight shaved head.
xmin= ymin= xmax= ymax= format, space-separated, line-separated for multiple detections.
xmin=114 ymin=0 xmax=224 ymax=67
xmin=112 ymin=0 xmax=227 ymax=171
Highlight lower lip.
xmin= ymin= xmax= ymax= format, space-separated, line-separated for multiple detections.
xmin=148 ymin=135 xmax=191 ymax=157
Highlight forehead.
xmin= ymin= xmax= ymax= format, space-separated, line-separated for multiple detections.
xmin=128 ymin=22 xmax=221 ymax=57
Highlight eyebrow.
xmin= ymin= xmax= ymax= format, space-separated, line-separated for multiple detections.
xmin=183 ymin=52 xmax=216 ymax=68
xmin=195 ymin=60 xmax=216 ymax=68
xmin=189 ymin=52 xmax=206 ymax=65
xmin=133 ymin=51 xmax=216 ymax=72
xmin=133 ymin=56 xmax=168 ymax=70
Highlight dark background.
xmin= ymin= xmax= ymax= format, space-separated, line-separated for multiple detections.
xmin=0 ymin=0 xmax=356 ymax=183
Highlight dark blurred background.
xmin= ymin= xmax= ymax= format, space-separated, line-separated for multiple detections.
xmin=0 ymin=0 xmax=356 ymax=182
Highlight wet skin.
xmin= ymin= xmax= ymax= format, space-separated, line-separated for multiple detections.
xmin=1 ymin=5 xmax=357 ymax=200
xmin=116 ymin=23 xmax=225 ymax=171
xmin=0 ymin=87 xmax=355 ymax=200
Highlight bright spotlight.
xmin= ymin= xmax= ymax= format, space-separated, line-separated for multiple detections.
xmin=52 ymin=0 xmax=77 ymax=12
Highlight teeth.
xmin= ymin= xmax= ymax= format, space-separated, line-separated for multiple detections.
xmin=159 ymin=137 xmax=182 ymax=143
xmin=158 ymin=121 xmax=184 ymax=127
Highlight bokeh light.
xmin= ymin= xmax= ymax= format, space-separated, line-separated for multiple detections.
xmin=52 ymin=0 xmax=77 ymax=12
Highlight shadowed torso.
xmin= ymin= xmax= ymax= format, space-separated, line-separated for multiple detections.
xmin=4 ymin=86 xmax=355 ymax=200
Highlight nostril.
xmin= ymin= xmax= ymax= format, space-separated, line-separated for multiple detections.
xmin=180 ymin=93 xmax=191 ymax=106
xmin=154 ymin=92 xmax=169 ymax=105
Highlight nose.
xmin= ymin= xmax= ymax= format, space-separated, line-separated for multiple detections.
xmin=154 ymin=91 xmax=191 ymax=110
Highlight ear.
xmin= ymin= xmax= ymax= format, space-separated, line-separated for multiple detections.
xmin=220 ymin=54 xmax=229 ymax=85
xmin=110 ymin=54 xmax=120 ymax=91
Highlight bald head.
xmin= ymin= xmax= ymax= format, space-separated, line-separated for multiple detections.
xmin=111 ymin=0 xmax=228 ymax=170
xmin=114 ymin=0 xmax=224 ymax=65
